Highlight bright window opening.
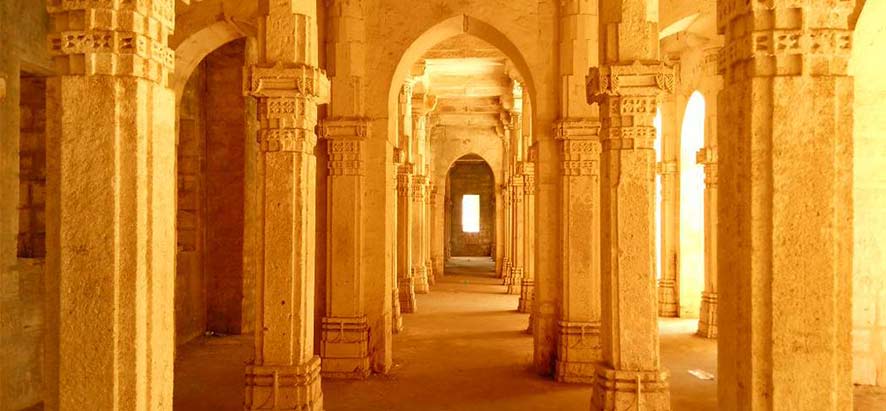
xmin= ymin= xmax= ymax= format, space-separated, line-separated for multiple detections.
xmin=462 ymin=194 xmax=480 ymax=233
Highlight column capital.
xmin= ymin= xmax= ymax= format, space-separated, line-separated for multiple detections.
xmin=586 ymin=61 xmax=675 ymax=105
xmin=695 ymin=146 xmax=718 ymax=166
xmin=244 ymin=62 xmax=330 ymax=102
xmin=320 ymin=117 xmax=371 ymax=140
xmin=717 ymin=2 xmax=856 ymax=80
xmin=554 ymin=118 xmax=601 ymax=141
xmin=47 ymin=0 xmax=176 ymax=85
xmin=321 ymin=119 xmax=369 ymax=176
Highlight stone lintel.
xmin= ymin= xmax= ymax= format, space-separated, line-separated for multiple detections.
xmin=320 ymin=316 xmax=371 ymax=379
xmin=555 ymin=320 xmax=602 ymax=384
xmin=245 ymin=356 xmax=323 ymax=411
xmin=591 ymin=367 xmax=670 ymax=411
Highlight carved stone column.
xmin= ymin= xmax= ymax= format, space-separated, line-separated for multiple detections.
xmin=319 ymin=119 xmax=370 ymax=379
xmin=501 ymin=181 xmax=512 ymax=281
xmin=412 ymin=174 xmax=430 ymax=294
xmin=695 ymin=146 xmax=718 ymax=339
xmin=44 ymin=1 xmax=176 ymax=408
xmin=391 ymin=151 xmax=403 ymax=333
xmin=242 ymin=1 xmax=329 ymax=408
xmin=656 ymin=159 xmax=679 ymax=317
xmin=518 ymin=161 xmax=536 ymax=313
xmin=397 ymin=163 xmax=416 ymax=313
xmin=507 ymin=175 xmax=525 ymax=295
xmin=554 ymin=119 xmax=603 ymax=384
xmin=696 ymin=45 xmax=722 ymax=340
xmin=507 ymin=113 xmax=525 ymax=295
xmin=717 ymin=1 xmax=854 ymax=409
xmin=425 ymin=182 xmax=436 ymax=285
xmin=588 ymin=0 xmax=673 ymax=406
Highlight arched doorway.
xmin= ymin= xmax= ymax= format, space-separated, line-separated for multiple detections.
xmin=445 ymin=154 xmax=496 ymax=261
xmin=678 ymin=91 xmax=706 ymax=319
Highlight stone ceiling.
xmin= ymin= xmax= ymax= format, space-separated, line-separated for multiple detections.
xmin=413 ymin=34 xmax=519 ymax=129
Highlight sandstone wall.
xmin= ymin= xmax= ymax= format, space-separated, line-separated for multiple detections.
xmin=448 ymin=162 xmax=496 ymax=257
xmin=176 ymin=62 xmax=208 ymax=345
xmin=851 ymin=0 xmax=886 ymax=387
xmin=0 ymin=0 xmax=52 ymax=408
xmin=203 ymin=39 xmax=247 ymax=335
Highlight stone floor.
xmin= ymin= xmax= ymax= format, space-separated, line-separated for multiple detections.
xmin=173 ymin=257 xmax=886 ymax=410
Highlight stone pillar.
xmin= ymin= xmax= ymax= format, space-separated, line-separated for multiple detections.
xmin=695 ymin=145 xmax=717 ymax=339
xmin=242 ymin=1 xmax=329 ymax=408
xmin=588 ymin=0 xmax=673 ymax=406
xmin=319 ymin=119 xmax=370 ymax=379
xmin=391 ymin=154 xmax=403 ymax=333
xmin=717 ymin=1 xmax=854 ymax=409
xmin=44 ymin=1 xmax=176 ymax=409
xmin=507 ymin=113 xmax=525 ymax=295
xmin=412 ymin=173 xmax=430 ymax=294
xmin=396 ymin=162 xmax=416 ymax=313
xmin=518 ymin=160 xmax=536 ymax=313
xmin=501 ymin=180 xmax=512 ymax=280
xmin=695 ymin=45 xmax=721 ymax=339
xmin=554 ymin=119 xmax=603 ymax=384
xmin=656 ymin=157 xmax=679 ymax=317
xmin=430 ymin=181 xmax=445 ymax=280
xmin=426 ymin=182 xmax=438 ymax=284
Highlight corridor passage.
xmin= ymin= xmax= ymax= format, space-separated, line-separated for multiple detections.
xmin=174 ymin=257 xmax=728 ymax=410
xmin=173 ymin=257 xmax=885 ymax=410
xmin=325 ymin=256 xmax=588 ymax=410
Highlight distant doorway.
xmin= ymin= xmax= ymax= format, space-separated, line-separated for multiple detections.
xmin=445 ymin=154 xmax=496 ymax=258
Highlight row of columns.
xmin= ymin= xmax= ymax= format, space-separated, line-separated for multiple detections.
xmin=41 ymin=0 xmax=859 ymax=409
xmin=395 ymin=80 xmax=435 ymax=316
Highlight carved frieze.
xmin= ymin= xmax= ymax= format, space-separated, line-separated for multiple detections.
xmin=587 ymin=61 xmax=675 ymax=105
xmin=245 ymin=62 xmax=330 ymax=103
xmin=46 ymin=0 xmax=176 ymax=84
xmin=717 ymin=2 xmax=855 ymax=79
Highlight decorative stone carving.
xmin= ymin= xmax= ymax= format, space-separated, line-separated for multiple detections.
xmin=556 ymin=321 xmax=602 ymax=383
xmin=319 ymin=316 xmax=371 ymax=379
xmin=554 ymin=119 xmax=603 ymax=383
xmin=322 ymin=118 xmax=370 ymax=176
xmin=47 ymin=0 xmax=176 ymax=85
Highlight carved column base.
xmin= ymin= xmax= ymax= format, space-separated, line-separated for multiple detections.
xmin=657 ymin=279 xmax=678 ymax=317
xmin=320 ymin=317 xmax=371 ymax=379
xmin=245 ymin=356 xmax=324 ymax=411
xmin=506 ymin=267 xmax=524 ymax=295
xmin=555 ymin=321 xmax=602 ymax=384
xmin=517 ymin=279 xmax=534 ymax=313
xmin=432 ymin=255 xmax=444 ymax=279
xmin=413 ymin=266 xmax=430 ymax=294
xmin=697 ymin=291 xmax=718 ymax=339
xmin=426 ymin=260 xmax=435 ymax=285
xmin=392 ymin=287 xmax=403 ymax=333
xmin=501 ymin=259 xmax=512 ymax=284
xmin=399 ymin=277 xmax=417 ymax=313
xmin=591 ymin=367 xmax=670 ymax=411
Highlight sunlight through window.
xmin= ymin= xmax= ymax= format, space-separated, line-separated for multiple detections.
xmin=462 ymin=194 xmax=480 ymax=233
